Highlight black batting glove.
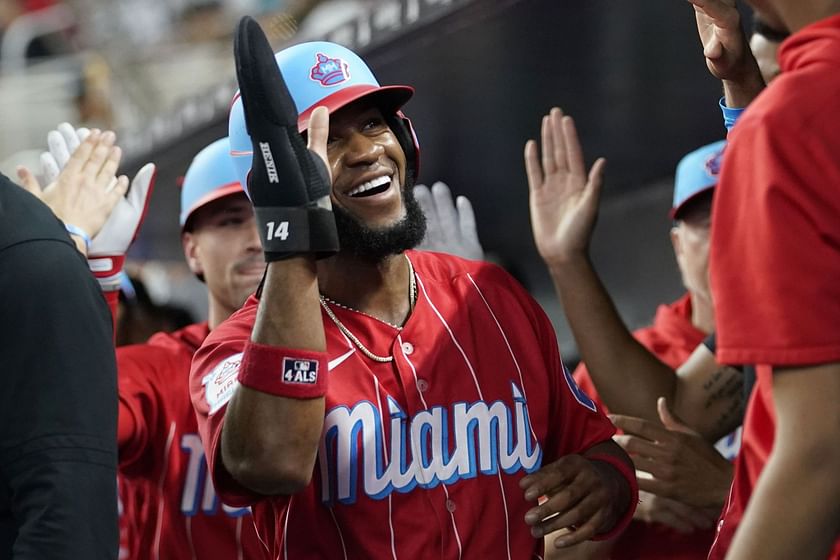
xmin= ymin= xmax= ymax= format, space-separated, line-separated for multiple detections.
xmin=234 ymin=16 xmax=339 ymax=261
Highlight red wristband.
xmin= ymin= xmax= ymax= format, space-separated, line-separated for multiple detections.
xmin=586 ymin=453 xmax=639 ymax=541
xmin=238 ymin=341 xmax=328 ymax=399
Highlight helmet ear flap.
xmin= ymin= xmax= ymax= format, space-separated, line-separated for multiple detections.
xmin=386 ymin=112 xmax=420 ymax=186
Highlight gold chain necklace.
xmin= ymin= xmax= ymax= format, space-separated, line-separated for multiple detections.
xmin=319 ymin=256 xmax=417 ymax=363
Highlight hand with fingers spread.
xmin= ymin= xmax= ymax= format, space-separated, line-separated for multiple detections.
xmin=414 ymin=181 xmax=484 ymax=260
xmin=524 ymin=108 xmax=605 ymax=268
xmin=16 ymin=130 xmax=129 ymax=256
xmin=23 ymin=122 xmax=156 ymax=290
xmin=610 ymin=397 xmax=733 ymax=509
xmin=520 ymin=442 xmax=637 ymax=549
xmin=686 ymin=0 xmax=764 ymax=106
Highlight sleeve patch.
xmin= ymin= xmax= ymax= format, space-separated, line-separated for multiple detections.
xmin=282 ymin=357 xmax=319 ymax=384
xmin=563 ymin=365 xmax=597 ymax=412
xmin=202 ymin=352 xmax=243 ymax=414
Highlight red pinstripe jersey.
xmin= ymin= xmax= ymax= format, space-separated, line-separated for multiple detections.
xmin=191 ymin=251 xmax=618 ymax=559
xmin=118 ymin=324 xmax=265 ymax=559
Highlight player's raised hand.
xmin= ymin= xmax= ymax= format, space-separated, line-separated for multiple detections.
xmin=519 ymin=454 xmax=623 ymax=548
xmin=414 ymin=181 xmax=484 ymax=260
xmin=524 ymin=107 xmax=605 ymax=267
xmin=29 ymin=121 xmax=156 ymax=288
xmin=234 ymin=16 xmax=338 ymax=260
xmin=686 ymin=0 xmax=763 ymax=85
xmin=610 ymin=398 xmax=733 ymax=509
xmin=16 ymin=130 xmax=129 ymax=255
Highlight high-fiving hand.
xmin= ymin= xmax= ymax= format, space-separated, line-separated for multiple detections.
xmin=233 ymin=16 xmax=338 ymax=261
xmin=16 ymin=130 xmax=129 ymax=256
xmin=524 ymin=107 xmax=605 ymax=267
xmin=687 ymin=0 xmax=756 ymax=81
xmin=22 ymin=122 xmax=156 ymax=289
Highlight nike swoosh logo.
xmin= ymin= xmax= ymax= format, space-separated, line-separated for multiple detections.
xmin=329 ymin=348 xmax=356 ymax=371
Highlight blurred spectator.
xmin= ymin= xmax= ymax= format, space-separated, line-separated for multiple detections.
xmin=74 ymin=53 xmax=115 ymax=130
xmin=0 ymin=0 xmax=76 ymax=64
xmin=180 ymin=1 xmax=229 ymax=43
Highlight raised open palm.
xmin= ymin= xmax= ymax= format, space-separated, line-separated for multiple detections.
xmin=524 ymin=107 xmax=605 ymax=266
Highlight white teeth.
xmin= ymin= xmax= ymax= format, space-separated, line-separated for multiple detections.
xmin=348 ymin=175 xmax=391 ymax=197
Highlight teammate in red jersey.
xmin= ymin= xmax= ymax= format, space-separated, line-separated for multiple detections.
xmin=35 ymin=120 xmax=483 ymax=560
xmin=189 ymin=19 xmax=637 ymax=559
xmin=32 ymin=130 xmax=265 ymax=559
xmin=545 ymin=140 xmax=735 ymax=560
xmin=687 ymin=0 xmax=840 ymax=557
xmin=114 ymin=137 xmax=268 ymax=559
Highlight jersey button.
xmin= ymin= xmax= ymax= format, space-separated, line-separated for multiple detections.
xmin=445 ymin=499 xmax=456 ymax=513
xmin=401 ymin=341 xmax=414 ymax=355
xmin=417 ymin=378 xmax=429 ymax=393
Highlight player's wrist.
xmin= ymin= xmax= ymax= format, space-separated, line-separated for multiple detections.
xmin=238 ymin=341 xmax=328 ymax=399
xmin=64 ymin=223 xmax=92 ymax=256
xmin=722 ymin=63 xmax=765 ymax=109
xmin=587 ymin=453 xmax=638 ymax=541
xmin=542 ymin=250 xmax=592 ymax=275
xmin=255 ymin=204 xmax=339 ymax=261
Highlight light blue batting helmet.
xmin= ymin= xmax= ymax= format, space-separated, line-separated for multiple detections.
xmin=671 ymin=140 xmax=726 ymax=219
xmin=228 ymin=41 xmax=418 ymax=196
xmin=180 ymin=137 xmax=244 ymax=229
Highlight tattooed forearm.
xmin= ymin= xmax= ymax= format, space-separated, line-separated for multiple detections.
xmin=703 ymin=366 xmax=745 ymax=437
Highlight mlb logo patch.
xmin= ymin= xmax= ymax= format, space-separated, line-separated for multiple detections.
xmin=283 ymin=358 xmax=319 ymax=384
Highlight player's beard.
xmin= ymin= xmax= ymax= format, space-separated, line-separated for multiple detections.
xmin=333 ymin=182 xmax=426 ymax=263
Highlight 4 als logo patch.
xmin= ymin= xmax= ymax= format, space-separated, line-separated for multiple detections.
xmin=283 ymin=358 xmax=319 ymax=384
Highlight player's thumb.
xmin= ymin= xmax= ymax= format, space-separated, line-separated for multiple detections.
xmin=307 ymin=106 xmax=331 ymax=179
xmin=657 ymin=397 xmax=695 ymax=435
xmin=585 ymin=157 xmax=606 ymax=203
xmin=127 ymin=163 xmax=156 ymax=211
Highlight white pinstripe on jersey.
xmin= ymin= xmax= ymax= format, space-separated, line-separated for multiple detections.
xmin=154 ymin=422 xmax=178 ymax=560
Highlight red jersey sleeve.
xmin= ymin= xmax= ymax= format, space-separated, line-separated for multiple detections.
xmin=711 ymin=101 xmax=840 ymax=366
xmin=498 ymin=272 xmax=616 ymax=459
xmin=189 ymin=298 xmax=265 ymax=507
xmin=116 ymin=344 xmax=173 ymax=473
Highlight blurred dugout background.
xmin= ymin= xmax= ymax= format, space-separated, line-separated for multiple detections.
xmin=0 ymin=0 xmax=732 ymax=363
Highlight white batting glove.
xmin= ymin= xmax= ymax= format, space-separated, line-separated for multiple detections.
xmin=41 ymin=122 xmax=91 ymax=184
xmin=41 ymin=123 xmax=156 ymax=291
xmin=414 ymin=181 xmax=485 ymax=261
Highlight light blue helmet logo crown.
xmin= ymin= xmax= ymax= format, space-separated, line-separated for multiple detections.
xmin=229 ymin=41 xmax=418 ymax=197
xmin=310 ymin=53 xmax=350 ymax=86
xmin=671 ymin=139 xmax=726 ymax=219
xmin=180 ymin=137 xmax=243 ymax=229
